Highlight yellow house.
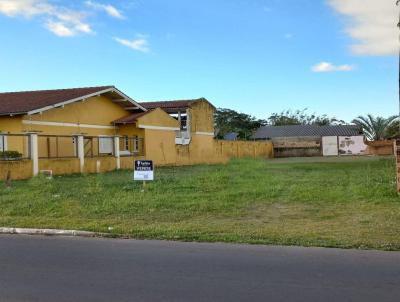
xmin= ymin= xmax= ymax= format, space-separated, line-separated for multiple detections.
xmin=0 ymin=86 xmax=273 ymax=179
xmin=0 ymin=86 xmax=184 ymax=170
xmin=0 ymin=86 xmax=224 ymax=172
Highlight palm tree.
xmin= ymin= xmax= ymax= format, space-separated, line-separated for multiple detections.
xmin=352 ymin=115 xmax=398 ymax=141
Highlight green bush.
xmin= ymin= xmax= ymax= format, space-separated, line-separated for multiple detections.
xmin=0 ymin=150 xmax=23 ymax=160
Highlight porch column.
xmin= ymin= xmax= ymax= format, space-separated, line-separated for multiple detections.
xmin=114 ymin=136 xmax=120 ymax=170
xmin=77 ymin=135 xmax=85 ymax=173
xmin=30 ymin=133 xmax=39 ymax=176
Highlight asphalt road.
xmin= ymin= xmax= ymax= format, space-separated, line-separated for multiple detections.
xmin=0 ymin=235 xmax=400 ymax=302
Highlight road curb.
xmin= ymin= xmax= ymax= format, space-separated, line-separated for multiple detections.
xmin=0 ymin=227 xmax=99 ymax=237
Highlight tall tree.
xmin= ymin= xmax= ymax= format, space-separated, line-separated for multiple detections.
xmin=215 ymin=108 xmax=267 ymax=140
xmin=268 ymin=109 xmax=344 ymax=126
xmin=352 ymin=115 xmax=398 ymax=140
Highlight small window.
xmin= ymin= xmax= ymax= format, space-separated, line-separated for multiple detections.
xmin=133 ymin=136 xmax=139 ymax=152
xmin=124 ymin=136 xmax=129 ymax=151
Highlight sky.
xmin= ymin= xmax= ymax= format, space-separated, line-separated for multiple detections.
xmin=0 ymin=0 xmax=398 ymax=122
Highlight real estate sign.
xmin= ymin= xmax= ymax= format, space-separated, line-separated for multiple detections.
xmin=134 ymin=160 xmax=154 ymax=181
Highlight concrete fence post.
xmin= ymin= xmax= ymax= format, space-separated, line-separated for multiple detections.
xmin=77 ymin=135 xmax=85 ymax=173
xmin=30 ymin=133 xmax=39 ymax=176
xmin=114 ymin=136 xmax=120 ymax=170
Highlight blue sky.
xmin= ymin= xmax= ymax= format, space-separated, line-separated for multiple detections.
xmin=0 ymin=0 xmax=398 ymax=122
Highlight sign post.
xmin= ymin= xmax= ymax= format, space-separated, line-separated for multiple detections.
xmin=134 ymin=160 xmax=154 ymax=191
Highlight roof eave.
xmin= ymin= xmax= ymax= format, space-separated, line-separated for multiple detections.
xmin=26 ymin=87 xmax=147 ymax=116
xmin=0 ymin=111 xmax=28 ymax=117
xmin=190 ymin=98 xmax=216 ymax=110
xmin=113 ymin=87 xmax=147 ymax=112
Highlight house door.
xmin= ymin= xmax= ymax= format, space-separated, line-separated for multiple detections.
xmin=322 ymin=136 xmax=338 ymax=156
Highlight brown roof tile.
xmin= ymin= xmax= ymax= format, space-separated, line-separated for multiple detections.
xmin=0 ymin=86 xmax=114 ymax=115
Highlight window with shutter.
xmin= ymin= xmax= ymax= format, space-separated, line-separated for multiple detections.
xmin=98 ymin=137 xmax=113 ymax=154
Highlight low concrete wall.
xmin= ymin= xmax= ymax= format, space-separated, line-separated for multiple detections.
xmin=271 ymin=136 xmax=321 ymax=158
xmin=274 ymin=147 xmax=321 ymax=158
xmin=84 ymin=157 xmax=117 ymax=174
xmin=217 ymin=140 xmax=274 ymax=159
xmin=39 ymin=158 xmax=81 ymax=175
xmin=365 ymin=140 xmax=394 ymax=156
xmin=0 ymin=160 xmax=33 ymax=180
xmin=120 ymin=156 xmax=146 ymax=170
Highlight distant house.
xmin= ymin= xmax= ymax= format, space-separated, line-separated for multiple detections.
xmin=223 ymin=132 xmax=239 ymax=141
xmin=251 ymin=125 xmax=365 ymax=157
xmin=251 ymin=125 xmax=363 ymax=140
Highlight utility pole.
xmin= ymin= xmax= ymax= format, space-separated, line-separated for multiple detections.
xmin=397 ymin=1 xmax=400 ymax=118
xmin=396 ymin=1 xmax=400 ymax=192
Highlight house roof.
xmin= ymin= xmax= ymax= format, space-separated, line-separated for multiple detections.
xmin=112 ymin=111 xmax=152 ymax=125
xmin=0 ymin=86 xmax=146 ymax=116
xmin=139 ymin=98 xmax=215 ymax=112
xmin=251 ymin=125 xmax=363 ymax=140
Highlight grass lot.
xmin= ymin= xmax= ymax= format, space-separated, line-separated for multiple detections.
xmin=1 ymin=156 xmax=400 ymax=250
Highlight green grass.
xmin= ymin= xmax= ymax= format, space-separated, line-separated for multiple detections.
xmin=1 ymin=156 xmax=400 ymax=250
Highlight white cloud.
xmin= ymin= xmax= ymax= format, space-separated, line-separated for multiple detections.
xmin=312 ymin=62 xmax=354 ymax=72
xmin=0 ymin=0 xmax=51 ymax=17
xmin=284 ymin=33 xmax=293 ymax=39
xmin=328 ymin=0 xmax=399 ymax=56
xmin=114 ymin=36 xmax=150 ymax=53
xmin=85 ymin=1 xmax=124 ymax=19
xmin=0 ymin=0 xmax=92 ymax=37
xmin=45 ymin=20 xmax=74 ymax=36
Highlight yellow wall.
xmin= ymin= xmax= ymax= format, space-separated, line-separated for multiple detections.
xmin=120 ymin=156 xmax=146 ymax=170
xmin=189 ymin=101 xmax=215 ymax=133
xmin=0 ymin=117 xmax=27 ymax=156
xmin=0 ymin=116 xmax=23 ymax=133
xmin=137 ymin=108 xmax=180 ymax=128
xmin=84 ymin=157 xmax=117 ymax=174
xmin=143 ymin=130 xmax=273 ymax=167
xmin=142 ymin=130 xmax=217 ymax=166
xmin=118 ymin=125 xmax=144 ymax=137
xmin=39 ymin=158 xmax=81 ymax=175
xmin=216 ymin=140 xmax=274 ymax=159
xmin=22 ymin=95 xmax=128 ymax=135
xmin=0 ymin=160 xmax=33 ymax=180
xmin=185 ymin=134 xmax=225 ymax=165
xmin=144 ymin=129 xmax=178 ymax=165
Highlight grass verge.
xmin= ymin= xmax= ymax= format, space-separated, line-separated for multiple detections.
xmin=1 ymin=156 xmax=399 ymax=250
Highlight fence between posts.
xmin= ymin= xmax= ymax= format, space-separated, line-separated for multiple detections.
xmin=0 ymin=133 xmax=144 ymax=179
xmin=0 ymin=134 xmax=31 ymax=160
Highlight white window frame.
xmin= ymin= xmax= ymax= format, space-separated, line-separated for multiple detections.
xmin=98 ymin=136 xmax=114 ymax=155
xmin=133 ymin=136 xmax=139 ymax=153
xmin=0 ymin=135 xmax=8 ymax=152
xmin=124 ymin=136 xmax=129 ymax=151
